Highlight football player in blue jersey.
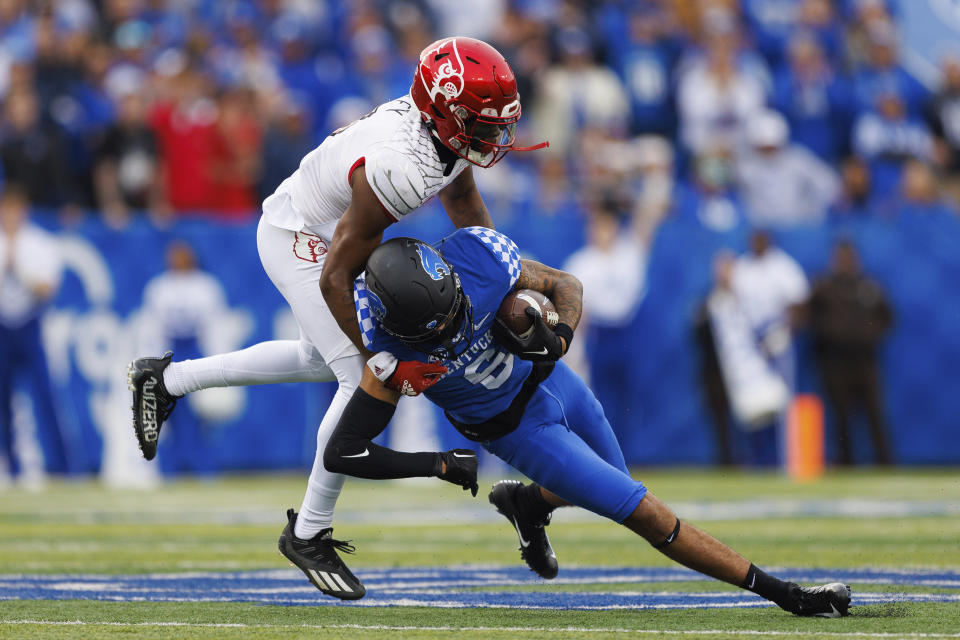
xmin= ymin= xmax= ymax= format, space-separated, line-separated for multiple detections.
xmin=316 ymin=228 xmax=851 ymax=617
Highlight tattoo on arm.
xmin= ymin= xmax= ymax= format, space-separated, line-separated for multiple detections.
xmin=515 ymin=259 xmax=583 ymax=330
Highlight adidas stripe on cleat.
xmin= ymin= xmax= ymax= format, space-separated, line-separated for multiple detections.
xmin=278 ymin=509 xmax=365 ymax=600
xmin=127 ymin=352 xmax=181 ymax=461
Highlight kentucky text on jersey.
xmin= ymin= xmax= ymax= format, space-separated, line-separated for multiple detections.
xmin=355 ymin=227 xmax=530 ymax=424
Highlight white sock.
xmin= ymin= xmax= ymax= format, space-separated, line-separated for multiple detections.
xmin=293 ymin=354 xmax=364 ymax=539
xmin=162 ymin=340 xmax=335 ymax=396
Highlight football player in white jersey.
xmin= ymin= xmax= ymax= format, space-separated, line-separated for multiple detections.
xmin=127 ymin=37 xmax=546 ymax=600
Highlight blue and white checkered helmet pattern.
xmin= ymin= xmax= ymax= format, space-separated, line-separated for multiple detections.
xmin=354 ymin=274 xmax=377 ymax=350
xmin=463 ymin=226 xmax=521 ymax=287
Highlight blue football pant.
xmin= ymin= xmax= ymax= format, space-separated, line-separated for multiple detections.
xmin=484 ymin=361 xmax=647 ymax=523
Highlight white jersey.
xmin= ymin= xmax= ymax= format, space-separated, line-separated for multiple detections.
xmin=0 ymin=222 xmax=63 ymax=329
xmin=262 ymin=94 xmax=469 ymax=239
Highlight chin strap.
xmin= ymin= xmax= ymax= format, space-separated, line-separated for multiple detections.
xmin=513 ymin=141 xmax=550 ymax=152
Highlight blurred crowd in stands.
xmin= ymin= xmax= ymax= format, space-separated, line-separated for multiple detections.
xmin=0 ymin=0 xmax=957 ymax=229
xmin=3 ymin=0 xmax=960 ymax=477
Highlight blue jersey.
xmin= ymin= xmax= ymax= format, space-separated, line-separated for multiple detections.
xmin=355 ymin=227 xmax=533 ymax=423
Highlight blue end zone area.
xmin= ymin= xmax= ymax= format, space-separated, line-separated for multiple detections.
xmin=2 ymin=567 xmax=958 ymax=609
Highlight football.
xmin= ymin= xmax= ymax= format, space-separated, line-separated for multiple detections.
xmin=497 ymin=289 xmax=559 ymax=339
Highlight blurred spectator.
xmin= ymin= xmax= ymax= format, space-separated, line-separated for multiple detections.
xmin=563 ymin=196 xmax=651 ymax=440
xmin=795 ymin=0 xmax=845 ymax=63
xmin=208 ymin=86 xmax=262 ymax=217
xmin=730 ymin=231 xmax=809 ymax=465
xmin=94 ymin=89 xmax=166 ymax=225
xmin=0 ymin=88 xmax=79 ymax=210
xmin=428 ymin=0 xmax=505 ymax=41
xmin=259 ymin=97 xmax=315 ymax=203
xmin=606 ymin=6 xmax=679 ymax=137
xmin=772 ymin=34 xmax=851 ymax=162
xmin=150 ymin=65 xmax=217 ymax=213
xmin=852 ymin=91 xmax=936 ymax=199
xmin=742 ymin=0 xmax=801 ymax=66
xmin=898 ymin=161 xmax=959 ymax=222
xmin=272 ymin=14 xmax=359 ymax=137
xmin=33 ymin=12 xmax=112 ymax=208
xmin=741 ymin=0 xmax=843 ymax=67
xmin=831 ymin=155 xmax=876 ymax=219
xmin=928 ymin=56 xmax=960 ymax=195
xmin=531 ymin=27 xmax=629 ymax=157
xmin=140 ymin=240 xmax=229 ymax=475
xmin=736 ymin=109 xmax=840 ymax=227
xmin=808 ymin=240 xmax=893 ymax=465
xmin=0 ymin=185 xmax=68 ymax=483
xmin=676 ymin=18 xmax=768 ymax=154
xmin=346 ymin=23 xmax=413 ymax=106
xmin=850 ymin=20 xmax=928 ymax=117
xmin=693 ymin=250 xmax=738 ymax=466
xmin=675 ymin=146 xmax=746 ymax=233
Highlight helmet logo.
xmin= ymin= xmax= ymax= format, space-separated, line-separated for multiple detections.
xmin=415 ymin=244 xmax=449 ymax=281
xmin=421 ymin=38 xmax=465 ymax=102
xmin=367 ymin=289 xmax=387 ymax=321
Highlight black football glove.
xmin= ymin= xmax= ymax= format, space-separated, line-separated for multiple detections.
xmin=433 ymin=449 xmax=478 ymax=497
xmin=493 ymin=307 xmax=565 ymax=362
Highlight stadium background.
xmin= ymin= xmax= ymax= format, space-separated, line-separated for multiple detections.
xmin=3 ymin=0 xmax=960 ymax=479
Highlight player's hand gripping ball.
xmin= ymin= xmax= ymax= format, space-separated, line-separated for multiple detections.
xmin=496 ymin=289 xmax=559 ymax=338
xmin=494 ymin=289 xmax=565 ymax=362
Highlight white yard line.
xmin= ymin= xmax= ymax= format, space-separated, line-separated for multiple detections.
xmin=1 ymin=620 xmax=960 ymax=638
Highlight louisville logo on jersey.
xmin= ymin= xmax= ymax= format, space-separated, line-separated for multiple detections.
xmin=292 ymin=231 xmax=328 ymax=263
xmin=416 ymin=244 xmax=449 ymax=281
xmin=420 ymin=37 xmax=465 ymax=102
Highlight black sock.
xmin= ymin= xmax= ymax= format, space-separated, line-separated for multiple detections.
xmin=516 ymin=483 xmax=554 ymax=523
xmin=741 ymin=563 xmax=794 ymax=606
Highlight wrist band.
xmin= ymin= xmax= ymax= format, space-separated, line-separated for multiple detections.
xmin=553 ymin=323 xmax=574 ymax=349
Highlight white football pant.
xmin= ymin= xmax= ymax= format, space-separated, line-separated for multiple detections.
xmin=163 ymin=215 xmax=363 ymax=539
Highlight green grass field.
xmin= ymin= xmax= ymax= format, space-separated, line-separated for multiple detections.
xmin=1 ymin=469 xmax=959 ymax=639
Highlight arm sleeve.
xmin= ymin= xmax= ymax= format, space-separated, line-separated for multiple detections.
xmin=323 ymin=388 xmax=438 ymax=480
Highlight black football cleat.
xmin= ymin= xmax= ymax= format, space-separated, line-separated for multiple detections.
xmin=489 ymin=480 xmax=558 ymax=579
xmin=278 ymin=509 xmax=365 ymax=600
xmin=781 ymin=582 xmax=851 ymax=617
xmin=127 ymin=352 xmax=181 ymax=461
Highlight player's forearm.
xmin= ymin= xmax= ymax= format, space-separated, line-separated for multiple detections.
xmin=550 ymin=273 xmax=583 ymax=330
xmin=439 ymin=167 xmax=494 ymax=229
xmin=320 ymin=225 xmax=382 ymax=358
xmin=323 ymin=386 xmax=437 ymax=480
xmin=516 ymin=259 xmax=583 ymax=330
xmin=320 ymin=272 xmax=374 ymax=358
xmin=445 ymin=197 xmax=493 ymax=229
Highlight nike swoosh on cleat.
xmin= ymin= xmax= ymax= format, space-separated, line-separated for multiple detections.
xmin=512 ymin=516 xmax=530 ymax=547
xmin=341 ymin=449 xmax=370 ymax=458
xmin=523 ymin=348 xmax=549 ymax=356
xmin=452 ymin=452 xmax=475 ymax=458
xmin=816 ymin=603 xmax=841 ymax=618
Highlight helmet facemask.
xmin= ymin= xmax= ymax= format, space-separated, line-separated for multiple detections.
xmin=446 ymin=103 xmax=519 ymax=168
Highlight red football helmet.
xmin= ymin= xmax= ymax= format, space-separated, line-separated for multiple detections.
xmin=411 ymin=37 xmax=547 ymax=167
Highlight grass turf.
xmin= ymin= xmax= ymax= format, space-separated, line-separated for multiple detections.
xmin=1 ymin=469 xmax=958 ymax=639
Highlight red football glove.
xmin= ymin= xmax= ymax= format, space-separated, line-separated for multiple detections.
xmin=367 ymin=352 xmax=448 ymax=396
